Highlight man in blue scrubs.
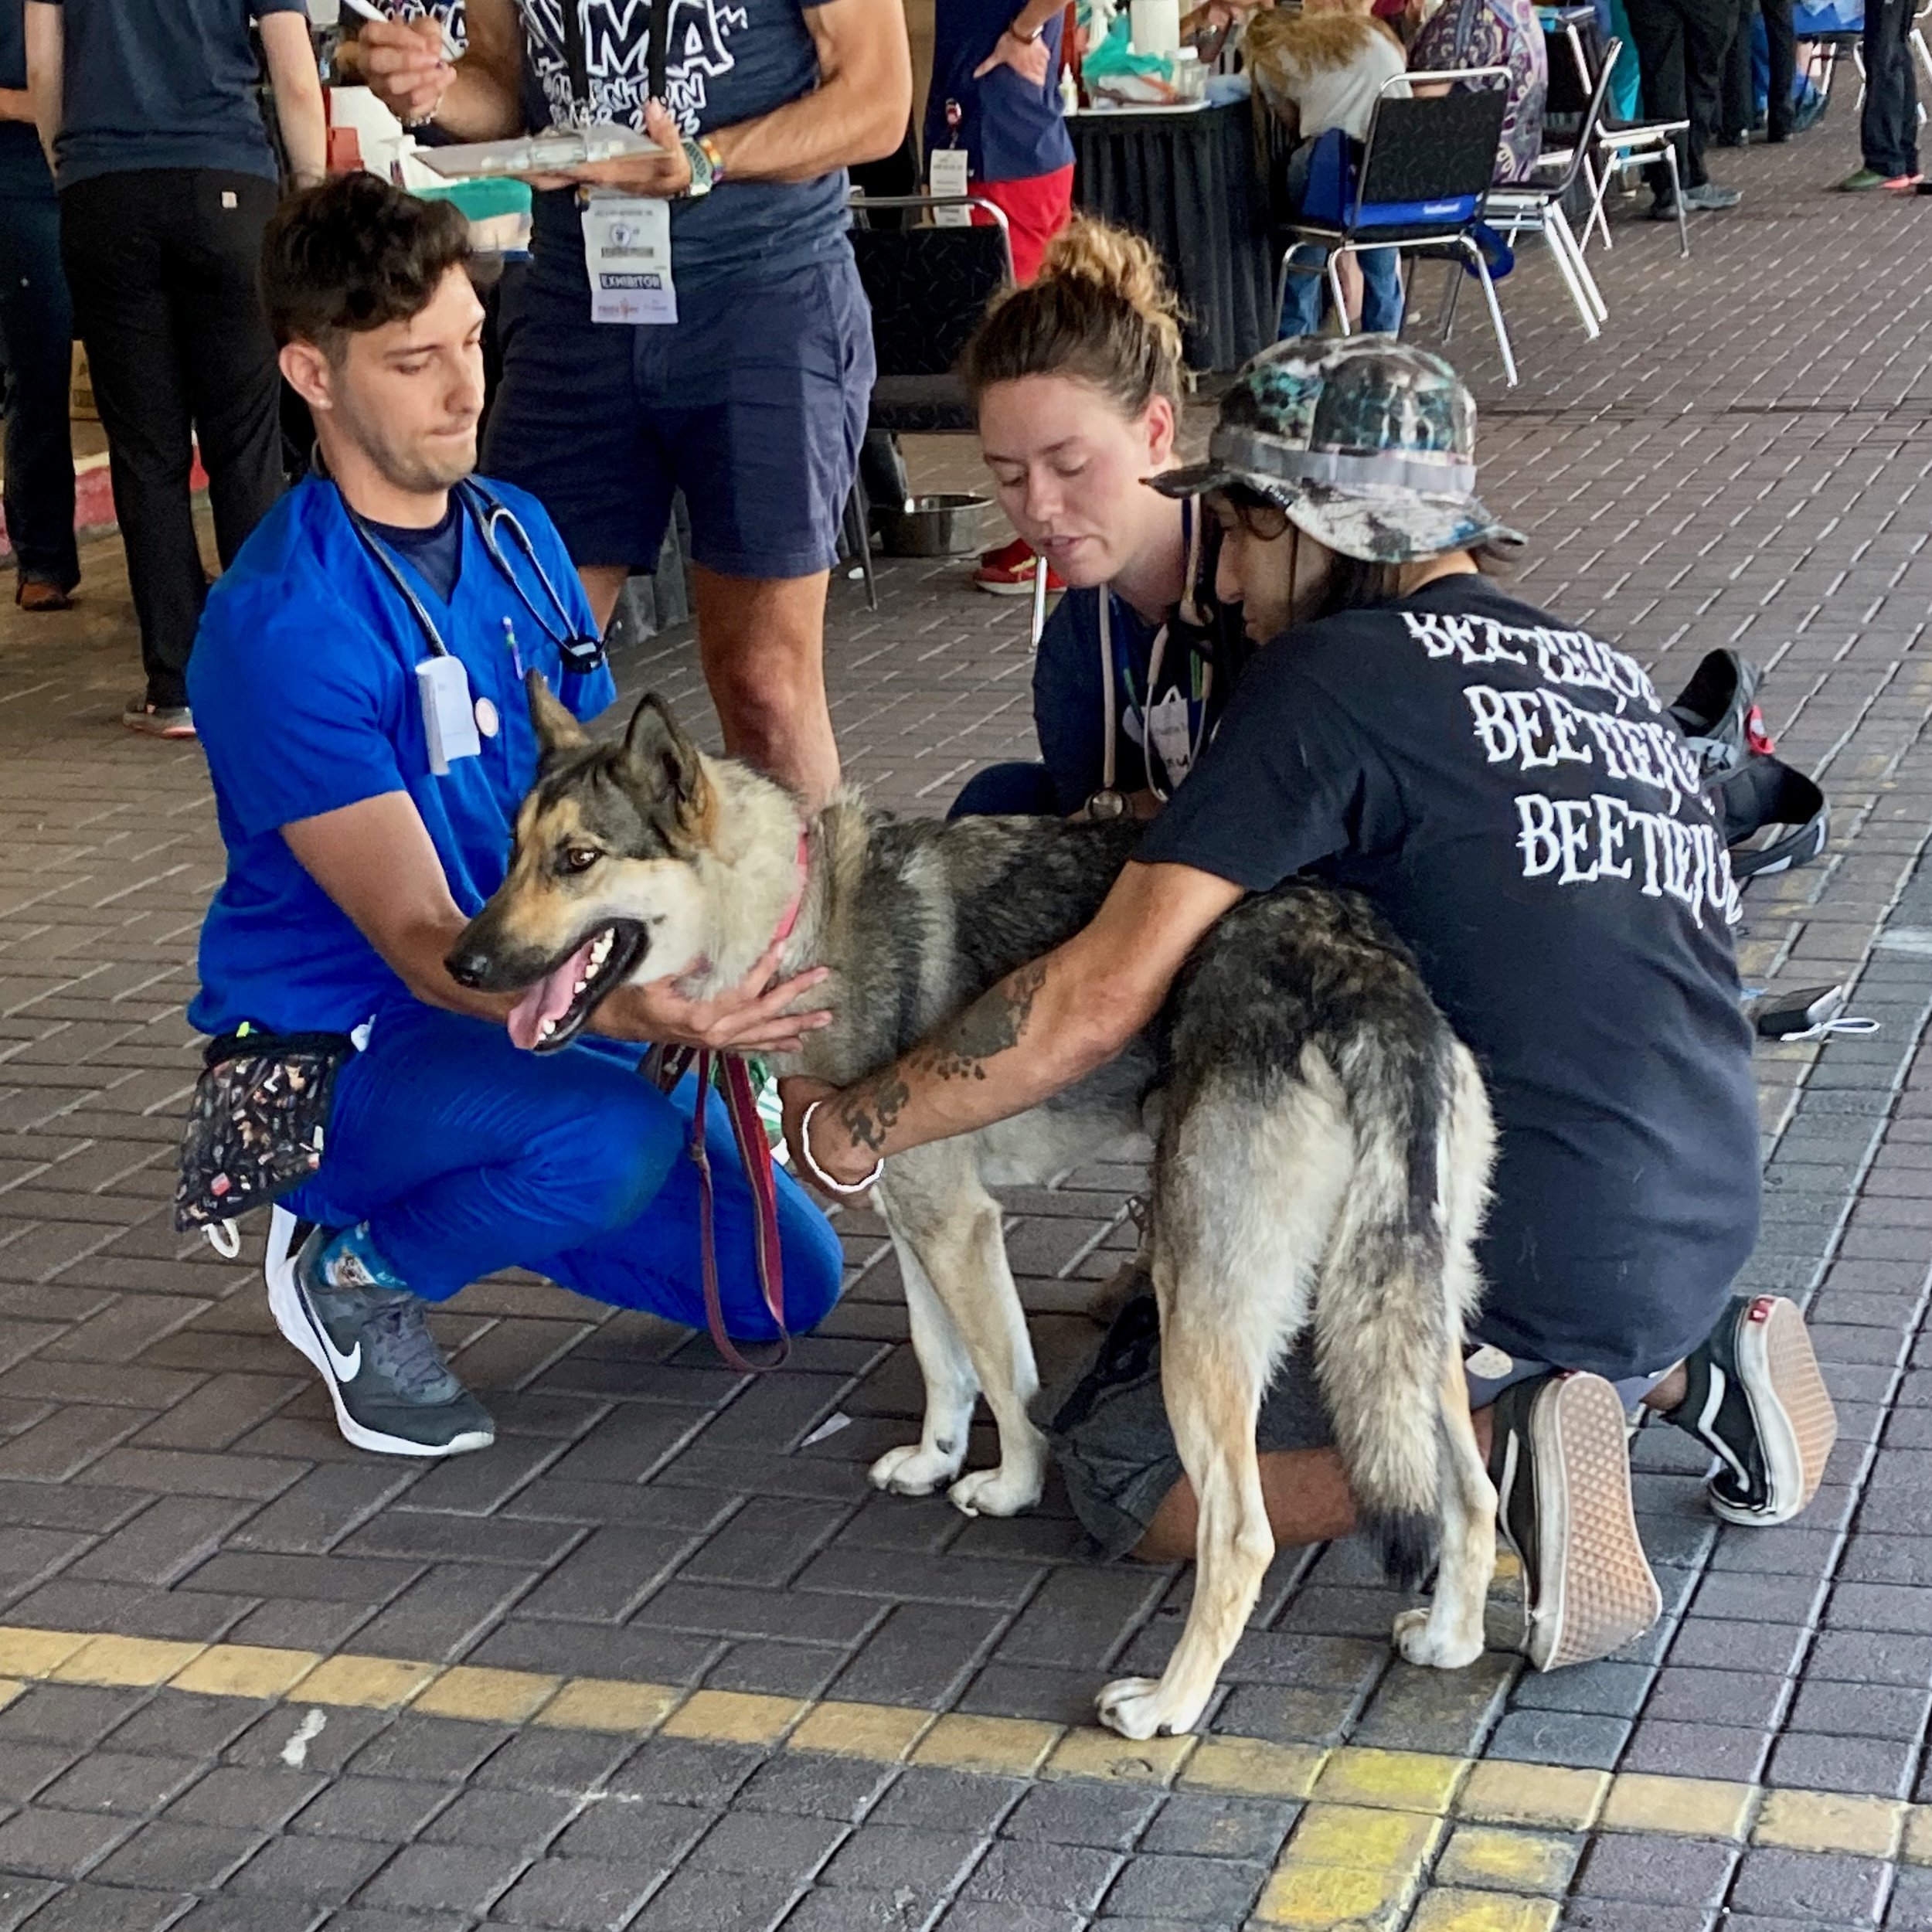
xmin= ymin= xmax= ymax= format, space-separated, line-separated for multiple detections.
xmin=191 ymin=175 xmax=841 ymax=1458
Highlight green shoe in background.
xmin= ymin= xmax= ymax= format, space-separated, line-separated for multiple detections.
xmin=1837 ymin=166 xmax=1889 ymax=189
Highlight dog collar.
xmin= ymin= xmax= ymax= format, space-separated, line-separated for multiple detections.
xmin=772 ymin=833 xmax=811 ymax=947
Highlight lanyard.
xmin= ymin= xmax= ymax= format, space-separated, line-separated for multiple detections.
xmin=560 ymin=0 xmax=673 ymax=111
xmin=339 ymin=481 xmax=604 ymax=676
xmin=1095 ymin=498 xmax=1210 ymax=804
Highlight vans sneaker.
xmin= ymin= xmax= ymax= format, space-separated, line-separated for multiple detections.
xmin=1489 ymin=1371 xmax=1662 ymax=1672
xmin=1666 ymin=1293 xmax=1836 ymax=1526
xmin=264 ymin=1206 xmax=494 ymax=1458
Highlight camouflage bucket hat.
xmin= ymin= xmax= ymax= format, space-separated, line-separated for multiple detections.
xmin=1154 ymin=335 xmax=1525 ymax=564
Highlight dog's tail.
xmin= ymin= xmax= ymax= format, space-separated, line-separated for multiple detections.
xmin=1310 ymin=1027 xmax=1467 ymax=1590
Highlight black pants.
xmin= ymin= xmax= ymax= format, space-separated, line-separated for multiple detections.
xmin=59 ymin=169 xmax=284 ymax=709
xmin=1720 ymin=0 xmax=1757 ymax=136
xmin=0 ymin=191 xmax=78 ymax=592
xmin=1624 ymin=0 xmax=1734 ymax=192
xmin=1761 ymin=0 xmax=1797 ymax=135
xmin=1861 ymin=0 xmax=1921 ymax=176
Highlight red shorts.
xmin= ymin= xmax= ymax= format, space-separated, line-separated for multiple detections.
xmin=971 ymin=164 xmax=1077 ymax=284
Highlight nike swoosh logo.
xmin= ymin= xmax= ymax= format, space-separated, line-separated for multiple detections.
xmin=302 ymin=1294 xmax=361 ymax=1382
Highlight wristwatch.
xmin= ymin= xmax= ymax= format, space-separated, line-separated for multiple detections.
xmin=679 ymin=134 xmax=726 ymax=197
xmin=1009 ymin=15 xmax=1046 ymax=38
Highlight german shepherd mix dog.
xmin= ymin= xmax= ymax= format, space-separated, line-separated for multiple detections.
xmin=451 ymin=682 xmax=1498 ymax=1740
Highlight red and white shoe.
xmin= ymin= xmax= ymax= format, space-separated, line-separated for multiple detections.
xmin=974 ymin=536 xmax=1065 ymax=597
xmin=1884 ymin=172 xmax=1925 ymax=192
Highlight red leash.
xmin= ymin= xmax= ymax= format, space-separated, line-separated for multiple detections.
xmin=651 ymin=1046 xmax=789 ymax=1374
xmin=645 ymin=834 xmax=811 ymax=1376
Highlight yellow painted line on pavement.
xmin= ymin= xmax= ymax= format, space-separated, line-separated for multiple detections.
xmin=0 ymin=1618 xmax=1924 ymax=1929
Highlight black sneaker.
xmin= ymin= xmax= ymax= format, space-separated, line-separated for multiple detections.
xmin=264 ymin=1206 xmax=495 ymax=1458
xmin=1489 ymin=1372 xmax=1662 ymax=1672
xmin=1667 ymin=1294 xmax=1836 ymax=1526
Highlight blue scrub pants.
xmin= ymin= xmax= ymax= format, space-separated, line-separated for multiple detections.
xmin=287 ymin=1004 xmax=845 ymax=1339
xmin=948 ymin=762 xmax=1060 ymax=818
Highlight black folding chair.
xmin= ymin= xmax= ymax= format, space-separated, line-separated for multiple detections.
xmin=1482 ymin=35 xmax=1621 ymax=337
xmin=1554 ymin=12 xmax=1692 ymax=258
xmin=845 ymin=193 xmax=1015 ymax=617
xmin=1274 ymin=70 xmax=1517 ymax=386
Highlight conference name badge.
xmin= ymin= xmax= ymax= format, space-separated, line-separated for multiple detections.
xmin=584 ymin=193 xmax=676 ymax=326
xmin=929 ymin=146 xmax=971 ymax=226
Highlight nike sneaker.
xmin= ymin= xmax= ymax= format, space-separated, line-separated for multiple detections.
xmin=264 ymin=1205 xmax=494 ymax=1458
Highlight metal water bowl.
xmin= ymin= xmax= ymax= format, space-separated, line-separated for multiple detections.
xmin=876 ymin=492 xmax=995 ymax=558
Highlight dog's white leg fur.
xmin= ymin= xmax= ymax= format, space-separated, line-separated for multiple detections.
xmin=871 ymin=1144 xmax=1047 ymax=1518
xmin=1098 ymin=1082 xmax=1350 ymax=1739
xmin=869 ymin=1213 xmax=981 ymax=1500
xmin=1395 ymin=1044 xmax=1498 ymax=1668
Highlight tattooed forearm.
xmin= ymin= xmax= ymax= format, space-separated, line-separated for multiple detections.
xmin=823 ymin=958 xmax=1053 ymax=1160
xmin=909 ymin=959 xmax=1050 ymax=1082
xmin=833 ymin=1074 xmax=910 ymax=1154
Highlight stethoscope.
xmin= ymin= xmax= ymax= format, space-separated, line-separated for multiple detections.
xmin=1087 ymin=497 xmax=1212 ymax=820
xmin=341 ymin=478 xmax=607 ymax=680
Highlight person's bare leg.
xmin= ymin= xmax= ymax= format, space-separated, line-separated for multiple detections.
xmin=693 ymin=565 xmax=841 ymax=807
xmin=1131 ymin=1371 xmax=1692 ymax=1563
xmin=1131 ymin=1406 xmax=1500 ymax=1563
xmin=579 ymin=563 xmax=628 ymax=634
xmin=1338 ymin=251 xmax=1366 ymax=328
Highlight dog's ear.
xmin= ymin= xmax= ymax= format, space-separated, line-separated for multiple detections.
xmin=622 ymin=692 xmax=704 ymax=804
xmin=525 ymin=671 xmax=588 ymax=759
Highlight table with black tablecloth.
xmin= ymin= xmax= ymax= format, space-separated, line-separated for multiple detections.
xmin=1068 ymin=99 xmax=1278 ymax=373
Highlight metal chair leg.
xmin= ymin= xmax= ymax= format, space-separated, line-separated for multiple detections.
xmin=1583 ymin=153 xmax=1615 ymax=253
xmin=1549 ymin=204 xmax=1607 ymax=326
xmin=842 ymin=484 xmax=878 ymax=612
xmin=1662 ymin=143 xmax=1689 ymax=257
xmin=1440 ymin=252 xmax=1465 ymax=342
xmin=1462 ymin=235 xmax=1518 ymax=387
xmin=1029 ymin=546 xmax=1049 ymax=647
xmin=1326 ymin=247 xmax=1352 ymax=336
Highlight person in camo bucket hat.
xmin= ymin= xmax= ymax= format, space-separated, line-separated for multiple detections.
xmin=798 ymin=328 xmax=1838 ymax=1687
xmin=1155 ymin=335 xmax=1524 ymax=564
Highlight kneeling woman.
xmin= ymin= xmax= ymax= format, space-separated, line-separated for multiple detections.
xmin=952 ymin=220 xmax=1249 ymax=822
xmin=795 ymin=337 xmax=1835 ymax=1675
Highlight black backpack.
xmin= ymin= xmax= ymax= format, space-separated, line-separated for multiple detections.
xmin=1667 ymin=650 xmax=1828 ymax=882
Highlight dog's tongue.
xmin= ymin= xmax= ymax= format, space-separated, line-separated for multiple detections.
xmin=507 ymin=937 xmax=597 ymax=1051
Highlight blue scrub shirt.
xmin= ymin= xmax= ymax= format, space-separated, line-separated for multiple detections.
xmin=189 ymin=474 xmax=617 ymax=1039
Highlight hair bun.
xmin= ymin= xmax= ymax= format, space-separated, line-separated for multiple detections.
xmin=1036 ymin=219 xmax=1185 ymax=366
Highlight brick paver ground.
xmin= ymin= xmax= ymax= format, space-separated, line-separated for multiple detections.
xmin=0 ymin=115 xmax=1930 ymax=1931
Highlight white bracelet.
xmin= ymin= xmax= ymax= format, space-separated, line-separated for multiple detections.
xmin=799 ymin=1100 xmax=886 ymax=1195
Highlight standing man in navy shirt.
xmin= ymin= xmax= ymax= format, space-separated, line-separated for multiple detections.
xmin=26 ymin=0 xmax=325 ymax=738
xmin=927 ymin=0 xmax=1075 ymax=285
xmin=355 ymin=0 xmax=910 ymax=809
xmin=0 ymin=0 xmax=75 ymax=612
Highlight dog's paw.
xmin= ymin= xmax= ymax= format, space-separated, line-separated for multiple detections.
xmin=1393 ymin=1604 xmax=1485 ymax=1670
xmin=869 ymin=1442 xmax=966 ymax=1497
xmin=1095 ymin=1675 xmax=1204 ymax=1741
xmin=947 ymin=1462 xmax=1043 ymax=1519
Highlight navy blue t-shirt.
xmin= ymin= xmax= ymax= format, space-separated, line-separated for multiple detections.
xmin=0 ymin=0 xmax=52 ymax=198
xmin=521 ymin=0 xmax=852 ymax=297
xmin=925 ymin=0 xmax=1072 ymax=183
xmin=363 ymin=500 xmax=464 ymax=604
xmin=1139 ymin=574 xmax=1761 ymax=1380
xmin=41 ymin=0 xmax=305 ymax=191
xmin=1032 ymin=502 xmax=1250 ymax=814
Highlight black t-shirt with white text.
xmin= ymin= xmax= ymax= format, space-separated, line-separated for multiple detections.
xmin=1138 ymin=574 xmax=1760 ymax=1378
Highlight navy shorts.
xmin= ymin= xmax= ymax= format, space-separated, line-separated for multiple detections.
xmin=484 ymin=251 xmax=875 ymax=582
